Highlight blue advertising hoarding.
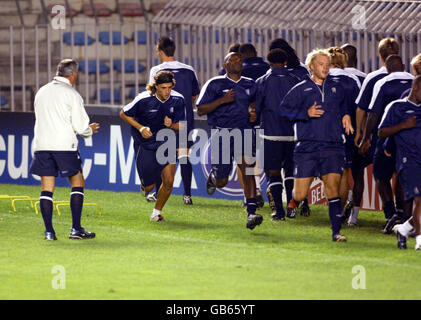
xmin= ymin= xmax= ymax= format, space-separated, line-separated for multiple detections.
xmin=0 ymin=111 xmax=267 ymax=200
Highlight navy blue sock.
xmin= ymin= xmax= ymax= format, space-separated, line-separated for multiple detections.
xmin=268 ymin=176 xmax=285 ymax=217
xmin=328 ymin=197 xmax=342 ymax=236
xmin=302 ymin=197 xmax=309 ymax=207
xmin=384 ymin=201 xmax=396 ymax=220
xmin=284 ymin=177 xmax=294 ymax=205
xmin=246 ymin=198 xmax=257 ymax=216
xmin=70 ymin=187 xmax=84 ymax=230
xmin=180 ymin=158 xmax=192 ymax=196
xmin=40 ymin=191 xmax=54 ymax=233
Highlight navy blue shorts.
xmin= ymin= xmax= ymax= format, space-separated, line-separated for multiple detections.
xmin=135 ymin=143 xmax=175 ymax=187
xmin=293 ymin=147 xmax=345 ymax=178
xmin=373 ymin=146 xmax=395 ymax=181
xmin=398 ymin=167 xmax=421 ymax=201
xmin=210 ymin=128 xmax=255 ymax=180
xmin=29 ymin=151 xmax=82 ymax=177
xmin=263 ymin=139 xmax=294 ymax=172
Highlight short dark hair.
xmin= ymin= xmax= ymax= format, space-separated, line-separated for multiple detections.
xmin=385 ymin=54 xmax=404 ymax=73
xmin=269 ymin=38 xmax=300 ymax=68
xmin=56 ymin=58 xmax=78 ymax=77
xmin=238 ymin=43 xmax=257 ymax=56
xmin=341 ymin=44 xmax=357 ymax=67
xmin=157 ymin=36 xmax=176 ymax=57
xmin=267 ymin=49 xmax=288 ymax=64
xmin=227 ymin=43 xmax=241 ymax=54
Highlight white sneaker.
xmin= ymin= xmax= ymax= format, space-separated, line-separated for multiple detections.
xmin=392 ymin=224 xmax=401 ymax=235
xmin=150 ymin=214 xmax=165 ymax=222
xmin=146 ymin=192 xmax=157 ymax=202
xmin=347 ymin=221 xmax=359 ymax=227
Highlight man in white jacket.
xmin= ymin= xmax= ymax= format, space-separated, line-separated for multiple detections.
xmin=29 ymin=59 xmax=99 ymax=241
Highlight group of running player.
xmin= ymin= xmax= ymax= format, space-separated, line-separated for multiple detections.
xmin=31 ymin=33 xmax=421 ymax=250
xmin=120 ymin=35 xmax=421 ymax=250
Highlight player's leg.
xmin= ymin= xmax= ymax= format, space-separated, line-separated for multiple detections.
xmin=265 ymin=169 xmax=284 ymax=220
xmin=287 ymin=177 xmax=313 ymax=218
xmin=412 ymin=197 xmax=421 ymax=250
xmin=322 ymin=173 xmax=346 ymax=241
xmin=339 ymin=168 xmax=350 ymax=210
xmin=263 ymin=139 xmax=284 ymax=219
xmin=394 ymin=217 xmax=414 ymax=250
xmin=178 ymin=147 xmax=193 ymax=205
xmin=54 ymin=151 xmax=96 ymax=240
xmin=40 ymin=176 xmax=56 ymax=240
xmin=151 ymin=163 xmax=176 ymax=222
xmin=29 ymin=151 xmax=58 ymax=240
xmin=394 ymin=167 xmax=421 ymax=250
xmin=67 ymin=171 xmax=95 ymax=239
xmin=135 ymin=144 xmax=156 ymax=196
xmin=319 ymin=149 xmax=347 ymax=241
xmin=373 ymin=150 xmax=397 ymax=233
xmin=254 ymin=159 xmax=264 ymax=209
xmin=283 ymin=142 xmax=296 ymax=217
xmin=236 ymin=166 xmax=246 ymax=206
xmin=348 ymin=163 xmax=365 ymax=226
xmin=238 ymin=158 xmax=262 ymax=230
xmin=287 ymin=151 xmax=316 ymax=218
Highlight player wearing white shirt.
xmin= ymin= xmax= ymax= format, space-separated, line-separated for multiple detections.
xmin=29 ymin=59 xmax=100 ymax=241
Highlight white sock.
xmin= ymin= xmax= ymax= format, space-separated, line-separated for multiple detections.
xmin=416 ymin=235 xmax=421 ymax=248
xmin=348 ymin=207 xmax=360 ymax=224
xmin=347 ymin=190 xmax=353 ymax=202
xmin=151 ymin=208 xmax=161 ymax=218
xmin=255 ymin=175 xmax=261 ymax=191
xmin=398 ymin=220 xmax=414 ymax=237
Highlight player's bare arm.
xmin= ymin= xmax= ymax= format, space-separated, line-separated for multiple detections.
xmin=378 ymin=116 xmax=417 ymax=138
xmin=359 ymin=112 xmax=379 ymax=154
xmin=119 ymin=110 xmax=152 ymax=139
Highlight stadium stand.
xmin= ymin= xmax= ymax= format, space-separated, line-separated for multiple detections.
xmin=1 ymin=0 xmax=421 ymax=111
xmin=0 ymin=0 xmax=164 ymax=110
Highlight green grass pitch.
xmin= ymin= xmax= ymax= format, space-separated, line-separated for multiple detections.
xmin=0 ymin=183 xmax=420 ymax=300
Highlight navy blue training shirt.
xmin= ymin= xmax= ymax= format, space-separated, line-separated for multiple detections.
xmin=196 ymin=75 xmax=257 ymax=129
xmin=149 ymin=61 xmax=200 ymax=130
xmin=400 ymin=87 xmax=411 ymax=99
xmin=345 ymin=67 xmax=367 ymax=86
xmin=241 ymin=57 xmax=270 ymax=81
xmin=279 ymin=75 xmax=350 ymax=150
xmin=355 ymin=66 xmax=388 ymax=111
xmin=369 ymin=72 xmax=414 ymax=118
xmin=329 ymin=68 xmax=361 ymax=139
xmin=287 ymin=63 xmax=310 ymax=81
xmin=368 ymin=71 xmax=414 ymax=151
xmin=255 ymin=67 xmax=300 ymax=139
xmin=379 ymin=98 xmax=421 ymax=173
xmin=218 ymin=56 xmax=270 ymax=80
xmin=123 ymin=90 xmax=185 ymax=149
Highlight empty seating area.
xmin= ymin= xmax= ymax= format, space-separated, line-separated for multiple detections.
xmin=0 ymin=0 xmax=167 ymax=111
